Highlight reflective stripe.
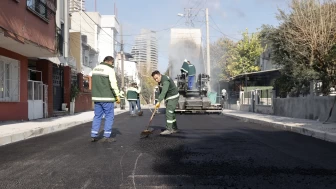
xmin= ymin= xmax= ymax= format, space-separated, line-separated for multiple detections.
xmin=92 ymin=97 xmax=115 ymax=101
xmin=127 ymin=98 xmax=137 ymax=101
xmin=165 ymin=93 xmax=179 ymax=101
xmin=168 ymin=110 xmax=173 ymax=113
xmin=180 ymin=68 xmax=188 ymax=73
xmin=91 ymin=131 xmax=98 ymax=134
xmin=167 ymin=119 xmax=176 ymax=123
xmin=104 ymin=132 xmax=111 ymax=134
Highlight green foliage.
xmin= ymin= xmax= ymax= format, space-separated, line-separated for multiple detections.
xmin=271 ymin=0 xmax=336 ymax=95
xmin=115 ymin=71 xmax=130 ymax=90
xmin=211 ymin=29 xmax=264 ymax=80
xmin=139 ymin=70 xmax=157 ymax=104
xmin=226 ymin=29 xmax=263 ymax=77
xmin=70 ymin=84 xmax=80 ymax=102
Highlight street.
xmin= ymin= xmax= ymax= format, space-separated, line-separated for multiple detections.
xmin=1 ymin=110 xmax=336 ymax=189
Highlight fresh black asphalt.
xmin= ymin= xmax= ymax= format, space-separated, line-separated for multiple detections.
xmin=1 ymin=109 xmax=336 ymax=189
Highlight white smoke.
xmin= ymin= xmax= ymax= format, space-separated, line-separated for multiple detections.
xmin=168 ymin=39 xmax=205 ymax=79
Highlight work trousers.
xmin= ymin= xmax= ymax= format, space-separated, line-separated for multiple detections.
xmin=91 ymin=102 xmax=114 ymax=138
xmin=120 ymin=98 xmax=125 ymax=109
xmin=136 ymin=99 xmax=141 ymax=111
xmin=165 ymin=97 xmax=179 ymax=130
xmin=188 ymin=75 xmax=195 ymax=90
xmin=128 ymin=100 xmax=137 ymax=114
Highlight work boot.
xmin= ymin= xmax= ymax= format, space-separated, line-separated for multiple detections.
xmin=91 ymin=137 xmax=98 ymax=142
xmin=100 ymin=137 xmax=116 ymax=143
xmin=172 ymin=129 xmax=179 ymax=133
xmin=160 ymin=129 xmax=173 ymax=135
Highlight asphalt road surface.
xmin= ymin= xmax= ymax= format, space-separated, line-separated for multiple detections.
xmin=1 ymin=109 xmax=336 ymax=189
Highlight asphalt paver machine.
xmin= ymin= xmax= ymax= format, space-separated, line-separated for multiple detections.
xmin=174 ymin=73 xmax=222 ymax=114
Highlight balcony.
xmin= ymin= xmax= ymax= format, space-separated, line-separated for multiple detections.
xmin=0 ymin=28 xmax=56 ymax=57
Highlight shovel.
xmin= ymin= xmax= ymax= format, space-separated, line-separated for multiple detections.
xmin=140 ymin=106 xmax=158 ymax=138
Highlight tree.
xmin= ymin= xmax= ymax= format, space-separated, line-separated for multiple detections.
xmin=226 ymin=29 xmax=264 ymax=77
xmin=260 ymin=24 xmax=318 ymax=97
xmin=210 ymin=37 xmax=235 ymax=80
xmin=139 ymin=69 xmax=157 ymax=104
xmin=277 ymin=0 xmax=336 ymax=95
xmin=211 ymin=29 xmax=264 ymax=81
xmin=115 ymin=72 xmax=129 ymax=91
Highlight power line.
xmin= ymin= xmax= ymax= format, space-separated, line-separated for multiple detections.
xmin=208 ymin=14 xmax=239 ymax=40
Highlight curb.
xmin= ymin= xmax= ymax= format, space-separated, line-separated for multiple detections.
xmin=222 ymin=113 xmax=336 ymax=144
xmin=0 ymin=110 xmax=128 ymax=147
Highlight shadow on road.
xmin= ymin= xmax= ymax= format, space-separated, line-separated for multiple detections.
xmin=135 ymin=124 xmax=336 ymax=188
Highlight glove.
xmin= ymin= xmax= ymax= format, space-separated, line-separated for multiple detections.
xmin=155 ymin=102 xmax=160 ymax=109
xmin=116 ymin=96 xmax=121 ymax=104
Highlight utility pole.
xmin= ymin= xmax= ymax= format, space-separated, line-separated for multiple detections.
xmin=120 ymin=24 xmax=124 ymax=89
xmin=205 ymin=8 xmax=211 ymax=92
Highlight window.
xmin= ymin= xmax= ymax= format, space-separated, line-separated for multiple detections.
xmin=27 ymin=0 xmax=49 ymax=20
xmin=0 ymin=56 xmax=20 ymax=102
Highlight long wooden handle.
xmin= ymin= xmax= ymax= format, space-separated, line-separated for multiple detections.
xmin=147 ymin=106 xmax=158 ymax=130
xmin=149 ymin=106 xmax=158 ymax=121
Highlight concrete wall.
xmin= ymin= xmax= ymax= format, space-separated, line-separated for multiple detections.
xmin=74 ymin=73 xmax=92 ymax=113
xmin=240 ymin=104 xmax=250 ymax=112
xmin=255 ymin=105 xmax=273 ymax=115
xmin=71 ymin=11 xmax=100 ymax=51
xmin=0 ymin=48 xmax=28 ymax=121
xmin=69 ymin=32 xmax=81 ymax=72
xmin=99 ymin=15 xmax=119 ymax=61
xmin=273 ymin=96 xmax=336 ymax=122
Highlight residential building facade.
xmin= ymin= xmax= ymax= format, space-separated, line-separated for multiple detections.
xmin=98 ymin=15 xmax=120 ymax=62
xmin=69 ymin=0 xmax=85 ymax=13
xmin=131 ymin=29 xmax=158 ymax=75
xmin=0 ymin=0 xmax=57 ymax=121
xmin=115 ymin=53 xmax=140 ymax=87
xmin=70 ymin=11 xmax=101 ymax=76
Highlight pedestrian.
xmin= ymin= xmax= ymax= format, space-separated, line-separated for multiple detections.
xmin=90 ymin=56 xmax=120 ymax=142
xmin=187 ymin=61 xmax=196 ymax=90
xmin=221 ymin=88 xmax=227 ymax=109
xmin=152 ymin=70 xmax=179 ymax=135
xmin=127 ymin=83 xmax=138 ymax=117
xmin=135 ymin=84 xmax=143 ymax=115
xmin=119 ymin=87 xmax=126 ymax=110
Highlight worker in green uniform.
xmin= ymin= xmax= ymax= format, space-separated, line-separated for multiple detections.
xmin=180 ymin=59 xmax=189 ymax=76
xmin=119 ymin=87 xmax=125 ymax=110
xmin=187 ymin=61 xmax=196 ymax=90
xmin=152 ymin=70 xmax=179 ymax=135
xmin=126 ymin=83 xmax=138 ymax=117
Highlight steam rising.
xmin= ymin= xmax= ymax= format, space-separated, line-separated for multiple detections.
xmin=169 ymin=29 xmax=205 ymax=79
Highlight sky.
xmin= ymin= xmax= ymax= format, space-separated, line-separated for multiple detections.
xmin=85 ymin=0 xmax=288 ymax=73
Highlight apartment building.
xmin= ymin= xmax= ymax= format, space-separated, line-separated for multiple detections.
xmin=131 ymin=29 xmax=158 ymax=75
xmin=0 ymin=0 xmax=57 ymax=121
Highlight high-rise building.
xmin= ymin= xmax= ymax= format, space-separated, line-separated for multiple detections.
xmin=70 ymin=0 xmax=85 ymax=13
xmin=131 ymin=29 xmax=158 ymax=75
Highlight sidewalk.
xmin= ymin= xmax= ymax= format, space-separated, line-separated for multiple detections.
xmin=0 ymin=109 xmax=128 ymax=147
xmin=222 ymin=109 xmax=336 ymax=143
